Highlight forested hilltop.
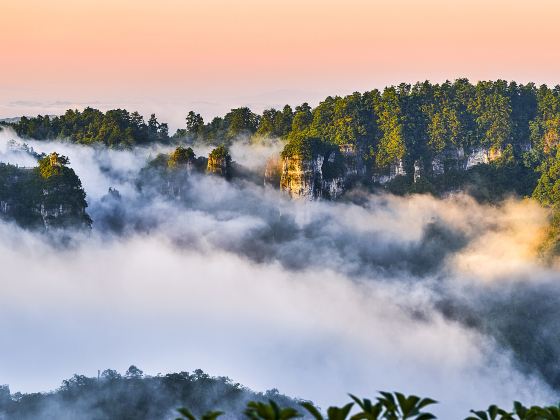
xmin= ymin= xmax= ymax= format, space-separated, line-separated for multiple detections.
xmin=0 ymin=150 xmax=91 ymax=230
xmin=5 ymin=79 xmax=560 ymax=251
xmin=0 ymin=366 xmax=299 ymax=420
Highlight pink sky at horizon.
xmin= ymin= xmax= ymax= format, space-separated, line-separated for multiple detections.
xmin=2 ymin=0 xmax=560 ymax=130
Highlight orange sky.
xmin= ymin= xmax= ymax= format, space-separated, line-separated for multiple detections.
xmin=2 ymin=0 xmax=560 ymax=129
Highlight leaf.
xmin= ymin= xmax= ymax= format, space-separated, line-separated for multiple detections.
xmin=468 ymin=409 xmax=489 ymax=420
xmin=415 ymin=414 xmax=436 ymax=420
xmin=201 ymin=411 xmax=224 ymax=420
xmin=417 ymin=398 xmax=438 ymax=410
xmin=177 ymin=407 xmax=197 ymax=420
xmin=301 ymin=402 xmax=323 ymax=420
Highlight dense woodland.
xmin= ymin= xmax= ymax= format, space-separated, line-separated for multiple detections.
xmin=6 ymin=80 xmax=560 ymax=198
xmin=0 ymin=367 xmax=298 ymax=420
xmin=8 ymin=109 xmax=170 ymax=147
xmin=4 ymin=79 xmax=560 ymax=248
xmin=0 ymin=152 xmax=91 ymax=229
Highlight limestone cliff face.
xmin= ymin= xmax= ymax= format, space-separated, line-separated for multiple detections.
xmin=206 ymin=146 xmax=232 ymax=178
xmin=264 ymin=155 xmax=282 ymax=187
xmin=207 ymin=156 xmax=230 ymax=176
xmin=372 ymin=158 xmax=407 ymax=185
xmin=280 ymin=149 xmax=347 ymax=200
xmin=0 ymin=160 xmax=91 ymax=230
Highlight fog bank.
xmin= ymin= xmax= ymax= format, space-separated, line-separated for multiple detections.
xmin=0 ymin=129 xmax=558 ymax=417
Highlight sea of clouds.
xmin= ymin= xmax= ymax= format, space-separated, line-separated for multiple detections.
xmin=0 ymin=128 xmax=559 ymax=418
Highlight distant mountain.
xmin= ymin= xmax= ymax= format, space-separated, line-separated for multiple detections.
xmin=0 ymin=367 xmax=301 ymax=420
xmin=0 ymin=117 xmax=22 ymax=124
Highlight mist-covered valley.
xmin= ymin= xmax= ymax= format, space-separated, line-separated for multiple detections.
xmin=0 ymin=126 xmax=559 ymax=419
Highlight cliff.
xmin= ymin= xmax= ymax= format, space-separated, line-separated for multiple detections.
xmin=279 ymin=138 xmax=352 ymax=199
xmin=264 ymin=155 xmax=282 ymax=187
xmin=0 ymin=154 xmax=91 ymax=230
xmin=207 ymin=146 xmax=232 ymax=178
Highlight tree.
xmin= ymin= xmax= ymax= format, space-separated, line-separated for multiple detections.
xmin=168 ymin=146 xmax=195 ymax=168
xmin=224 ymin=107 xmax=260 ymax=139
xmin=186 ymin=111 xmax=204 ymax=136
xmin=38 ymin=153 xmax=70 ymax=179
xmin=244 ymin=400 xmax=301 ymax=420
xmin=374 ymin=87 xmax=406 ymax=168
xmin=100 ymin=369 xmax=122 ymax=381
xmin=256 ymin=109 xmax=281 ymax=138
xmin=125 ymin=365 xmax=144 ymax=379
xmin=469 ymin=81 xmax=512 ymax=151
xmin=291 ymin=103 xmax=313 ymax=134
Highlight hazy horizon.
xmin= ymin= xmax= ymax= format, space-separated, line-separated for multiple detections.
xmin=3 ymin=0 xmax=560 ymax=130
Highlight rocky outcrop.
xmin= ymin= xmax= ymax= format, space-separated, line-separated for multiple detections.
xmin=207 ymin=146 xmax=232 ymax=178
xmin=168 ymin=146 xmax=196 ymax=173
xmin=0 ymin=155 xmax=91 ymax=230
xmin=264 ymin=155 xmax=282 ymax=187
xmin=280 ymin=144 xmax=353 ymax=200
xmin=372 ymin=159 xmax=407 ymax=184
xmin=426 ymin=146 xmax=504 ymax=175
xmin=413 ymin=160 xmax=423 ymax=183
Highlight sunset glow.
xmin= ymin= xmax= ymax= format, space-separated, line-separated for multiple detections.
xmin=2 ymin=0 xmax=560 ymax=126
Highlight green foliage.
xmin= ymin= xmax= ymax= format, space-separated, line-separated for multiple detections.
xmin=0 ymin=367 xmax=299 ymax=420
xmin=186 ymin=111 xmax=205 ymax=138
xmin=468 ymin=81 xmax=512 ymax=150
xmin=245 ymin=400 xmax=302 ymax=420
xmin=374 ymin=392 xmax=437 ymax=420
xmin=176 ymin=407 xmax=224 ymax=420
xmin=208 ymin=145 xmax=232 ymax=163
xmin=0 ymin=154 xmax=91 ymax=230
xmin=11 ymin=108 xmax=169 ymax=147
xmin=347 ymin=395 xmax=382 ymax=420
xmin=533 ymin=149 xmax=560 ymax=207
xmin=291 ymin=103 xmax=313 ymax=134
xmin=281 ymin=135 xmax=325 ymax=160
xmin=207 ymin=146 xmax=233 ymax=178
xmin=374 ymin=87 xmax=406 ymax=168
xmin=281 ymin=133 xmax=340 ymax=163
xmin=168 ymin=146 xmax=196 ymax=168
xmin=256 ymin=106 xmax=294 ymax=139
xmin=177 ymin=393 xmax=560 ymax=420
xmin=466 ymin=401 xmax=560 ymax=420
xmin=38 ymin=152 xmax=70 ymax=179
xmin=179 ymin=392 xmax=437 ymax=420
xmin=540 ymin=209 xmax=560 ymax=257
xmin=224 ymin=107 xmax=260 ymax=139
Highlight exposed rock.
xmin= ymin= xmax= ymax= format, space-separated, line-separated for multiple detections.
xmin=372 ymin=158 xmax=406 ymax=185
xmin=338 ymin=143 xmax=366 ymax=177
xmin=465 ymin=147 xmax=490 ymax=169
xmin=517 ymin=141 xmax=532 ymax=152
xmin=168 ymin=146 xmax=196 ymax=173
xmin=431 ymin=147 xmax=464 ymax=175
xmin=0 ymin=156 xmax=91 ymax=230
xmin=280 ymin=147 xmax=346 ymax=200
xmin=207 ymin=146 xmax=232 ymax=178
xmin=413 ymin=160 xmax=423 ymax=183
xmin=264 ymin=155 xmax=282 ymax=188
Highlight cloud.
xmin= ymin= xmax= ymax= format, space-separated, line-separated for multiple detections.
xmin=0 ymin=130 xmax=558 ymax=417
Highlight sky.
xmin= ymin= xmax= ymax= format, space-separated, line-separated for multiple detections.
xmin=2 ymin=0 xmax=560 ymax=129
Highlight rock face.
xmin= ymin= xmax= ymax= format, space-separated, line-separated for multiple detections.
xmin=413 ymin=160 xmax=423 ymax=183
xmin=280 ymin=145 xmax=353 ymax=200
xmin=429 ymin=146 xmax=504 ymax=173
xmin=264 ymin=155 xmax=282 ymax=187
xmin=372 ymin=158 xmax=407 ymax=184
xmin=0 ymin=157 xmax=91 ymax=230
xmin=207 ymin=146 xmax=232 ymax=178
